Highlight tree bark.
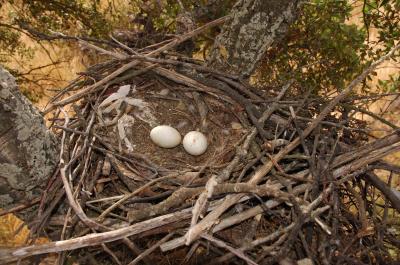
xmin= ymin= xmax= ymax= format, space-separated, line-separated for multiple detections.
xmin=0 ymin=66 xmax=58 ymax=208
xmin=207 ymin=0 xmax=302 ymax=77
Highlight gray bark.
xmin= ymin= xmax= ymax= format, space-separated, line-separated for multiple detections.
xmin=207 ymin=0 xmax=302 ymax=77
xmin=0 ymin=66 xmax=58 ymax=208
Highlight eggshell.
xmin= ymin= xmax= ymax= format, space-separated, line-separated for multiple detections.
xmin=150 ymin=125 xmax=181 ymax=148
xmin=183 ymin=131 xmax=208 ymax=156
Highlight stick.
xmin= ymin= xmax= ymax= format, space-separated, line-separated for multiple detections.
xmin=183 ymin=43 xmax=400 ymax=245
xmin=0 ymin=210 xmax=191 ymax=263
xmin=127 ymin=233 xmax=174 ymax=265
xmin=201 ymin=234 xmax=258 ymax=265
xmin=43 ymin=16 xmax=228 ymax=114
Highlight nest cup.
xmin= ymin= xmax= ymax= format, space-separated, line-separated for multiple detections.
xmin=97 ymin=80 xmax=245 ymax=170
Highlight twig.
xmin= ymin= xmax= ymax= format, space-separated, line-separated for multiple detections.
xmin=43 ymin=16 xmax=228 ymax=114
xmin=0 ymin=210 xmax=191 ymax=263
xmin=201 ymin=234 xmax=258 ymax=265
xmin=127 ymin=232 xmax=174 ymax=265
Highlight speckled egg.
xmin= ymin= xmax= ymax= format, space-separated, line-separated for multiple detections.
xmin=182 ymin=131 xmax=208 ymax=156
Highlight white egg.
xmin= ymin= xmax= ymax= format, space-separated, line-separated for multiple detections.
xmin=183 ymin=131 xmax=208 ymax=156
xmin=150 ymin=125 xmax=181 ymax=148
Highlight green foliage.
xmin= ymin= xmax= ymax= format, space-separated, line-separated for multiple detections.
xmin=255 ymin=0 xmax=367 ymax=93
xmin=126 ymin=0 xmax=234 ymax=33
xmin=378 ymin=74 xmax=400 ymax=92
xmin=0 ymin=27 xmax=31 ymax=63
xmin=0 ymin=0 xmax=116 ymax=101
xmin=361 ymin=0 xmax=400 ymax=56
xmin=360 ymin=0 xmax=400 ymax=92
xmin=0 ymin=0 xmax=113 ymax=63
xmin=19 ymin=0 xmax=110 ymax=36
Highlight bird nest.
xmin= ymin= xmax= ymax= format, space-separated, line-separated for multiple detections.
xmin=94 ymin=82 xmax=244 ymax=170
xmin=3 ymin=20 xmax=400 ymax=265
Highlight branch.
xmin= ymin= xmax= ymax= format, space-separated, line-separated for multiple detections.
xmin=0 ymin=211 xmax=190 ymax=263
xmin=363 ymin=172 xmax=400 ymax=212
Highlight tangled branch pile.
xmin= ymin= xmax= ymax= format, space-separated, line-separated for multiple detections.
xmin=2 ymin=20 xmax=400 ymax=265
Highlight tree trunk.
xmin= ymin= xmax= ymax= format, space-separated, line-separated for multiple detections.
xmin=207 ymin=0 xmax=302 ymax=77
xmin=0 ymin=66 xmax=58 ymax=209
